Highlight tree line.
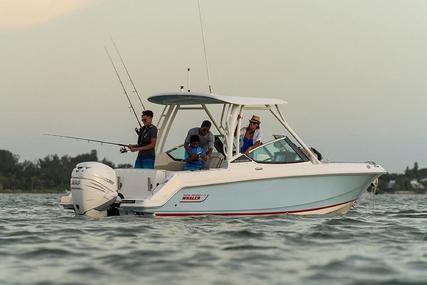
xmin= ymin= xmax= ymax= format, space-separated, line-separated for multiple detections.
xmin=0 ymin=149 xmax=131 ymax=192
xmin=377 ymin=162 xmax=427 ymax=193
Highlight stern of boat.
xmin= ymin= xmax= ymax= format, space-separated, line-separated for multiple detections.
xmin=60 ymin=162 xmax=119 ymax=218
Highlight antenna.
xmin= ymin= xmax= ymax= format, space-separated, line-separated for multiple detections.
xmin=109 ymin=34 xmax=146 ymax=111
xmin=105 ymin=46 xmax=142 ymax=128
xmin=187 ymin=67 xmax=191 ymax=92
xmin=197 ymin=0 xmax=213 ymax=94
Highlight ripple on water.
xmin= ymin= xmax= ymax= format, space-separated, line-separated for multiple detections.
xmin=67 ymin=266 xmax=107 ymax=276
xmin=20 ymin=247 xmax=88 ymax=259
xmin=219 ymin=229 xmax=265 ymax=238
xmin=0 ymin=236 xmax=48 ymax=246
xmin=222 ymin=244 xmax=277 ymax=251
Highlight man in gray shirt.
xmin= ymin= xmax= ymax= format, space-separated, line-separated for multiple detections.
xmin=184 ymin=120 xmax=214 ymax=159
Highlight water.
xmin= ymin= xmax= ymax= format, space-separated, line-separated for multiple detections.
xmin=0 ymin=193 xmax=426 ymax=285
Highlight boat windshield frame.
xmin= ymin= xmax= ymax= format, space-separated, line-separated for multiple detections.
xmin=231 ymin=136 xmax=310 ymax=164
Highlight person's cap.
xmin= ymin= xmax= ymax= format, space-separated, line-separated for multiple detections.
xmin=249 ymin=115 xmax=261 ymax=123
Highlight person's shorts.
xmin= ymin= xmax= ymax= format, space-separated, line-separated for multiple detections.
xmin=134 ymin=157 xmax=155 ymax=169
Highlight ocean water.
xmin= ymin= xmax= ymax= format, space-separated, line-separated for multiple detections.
xmin=0 ymin=193 xmax=426 ymax=285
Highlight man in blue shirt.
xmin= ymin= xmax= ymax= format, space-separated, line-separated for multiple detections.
xmin=184 ymin=135 xmax=207 ymax=171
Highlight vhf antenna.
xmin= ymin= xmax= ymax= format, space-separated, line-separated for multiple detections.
xmin=105 ymin=46 xmax=142 ymax=128
xmin=187 ymin=67 xmax=191 ymax=92
xmin=109 ymin=34 xmax=146 ymax=111
xmin=197 ymin=0 xmax=213 ymax=94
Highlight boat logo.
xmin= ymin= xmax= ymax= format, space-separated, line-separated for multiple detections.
xmin=180 ymin=194 xmax=209 ymax=203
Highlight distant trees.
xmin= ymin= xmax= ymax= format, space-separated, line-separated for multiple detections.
xmin=379 ymin=162 xmax=427 ymax=193
xmin=0 ymin=150 xmax=19 ymax=176
xmin=0 ymin=149 xmax=123 ymax=192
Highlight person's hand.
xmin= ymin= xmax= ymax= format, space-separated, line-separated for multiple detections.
xmin=128 ymin=144 xmax=138 ymax=152
xmin=244 ymin=149 xmax=250 ymax=156
xmin=202 ymin=156 xmax=208 ymax=162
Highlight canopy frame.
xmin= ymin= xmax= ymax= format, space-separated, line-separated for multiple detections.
xmin=148 ymin=92 xmax=319 ymax=164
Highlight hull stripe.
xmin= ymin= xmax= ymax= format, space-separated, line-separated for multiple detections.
xmin=154 ymin=200 xmax=355 ymax=217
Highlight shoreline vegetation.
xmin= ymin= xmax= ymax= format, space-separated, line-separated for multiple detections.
xmin=0 ymin=149 xmax=426 ymax=194
xmin=0 ymin=149 xmax=131 ymax=193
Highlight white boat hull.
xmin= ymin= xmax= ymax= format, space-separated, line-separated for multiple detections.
xmin=117 ymin=162 xmax=384 ymax=217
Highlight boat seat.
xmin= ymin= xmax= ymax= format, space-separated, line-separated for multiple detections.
xmin=207 ymin=153 xmax=225 ymax=169
xmin=274 ymin=151 xmax=296 ymax=163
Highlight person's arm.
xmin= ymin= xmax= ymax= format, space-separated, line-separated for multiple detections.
xmin=184 ymin=130 xmax=192 ymax=153
xmin=184 ymin=149 xmax=192 ymax=162
xmin=206 ymin=133 xmax=214 ymax=157
xmin=129 ymin=137 xmax=157 ymax=152
xmin=246 ymin=140 xmax=262 ymax=153
xmin=129 ymin=127 xmax=158 ymax=152
xmin=206 ymin=148 xmax=213 ymax=157
xmin=201 ymin=148 xmax=208 ymax=162
xmin=252 ymin=128 xmax=262 ymax=148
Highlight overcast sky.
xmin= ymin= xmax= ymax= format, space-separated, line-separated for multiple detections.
xmin=0 ymin=0 xmax=426 ymax=173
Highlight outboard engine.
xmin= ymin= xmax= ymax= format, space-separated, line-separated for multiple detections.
xmin=70 ymin=162 xmax=118 ymax=218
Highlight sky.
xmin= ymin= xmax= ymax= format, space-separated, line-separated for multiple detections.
xmin=0 ymin=0 xmax=426 ymax=173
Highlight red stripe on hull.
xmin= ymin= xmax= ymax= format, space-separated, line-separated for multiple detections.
xmin=154 ymin=200 xmax=356 ymax=217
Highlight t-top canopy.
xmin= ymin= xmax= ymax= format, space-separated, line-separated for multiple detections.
xmin=147 ymin=92 xmax=286 ymax=106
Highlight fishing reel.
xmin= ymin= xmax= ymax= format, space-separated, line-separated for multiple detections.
xmin=120 ymin=147 xmax=128 ymax=153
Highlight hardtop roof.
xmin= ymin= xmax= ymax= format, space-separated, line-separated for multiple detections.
xmin=147 ymin=92 xmax=286 ymax=106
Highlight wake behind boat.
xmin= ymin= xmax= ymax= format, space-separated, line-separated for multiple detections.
xmin=60 ymin=91 xmax=386 ymax=218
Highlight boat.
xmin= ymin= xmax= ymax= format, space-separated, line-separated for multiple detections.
xmin=60 ymin=91 xmax=386 ymax=218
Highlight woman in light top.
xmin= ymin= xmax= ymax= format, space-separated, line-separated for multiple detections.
xmin=240 ymin=115 xmax=262 ymax=155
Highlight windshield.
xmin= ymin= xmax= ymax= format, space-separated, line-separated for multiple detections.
xmin=248 ymin=137 xmax=308 ymax=164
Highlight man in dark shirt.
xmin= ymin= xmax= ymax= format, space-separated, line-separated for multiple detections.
xmin=128 ymin=110 xmax=158 ymax=169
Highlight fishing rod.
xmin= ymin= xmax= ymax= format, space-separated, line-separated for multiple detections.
xmin=104 ymin=46 xmax=143 ymax=129
xmin=197 ymin=0 xmax=213 ymax=94
xmin=45 ymin=134 xmax=129 ymax=153
xmin=109 ymin=34 xmax=146 ymax=111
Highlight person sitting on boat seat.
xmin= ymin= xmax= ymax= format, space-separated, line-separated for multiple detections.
xmin=184 ymin=120 xmax=214 ymax=161
xmin=239 ymin=115 xmax=262 ymax=155
xmin=184 ymin=135 xmax=207 ymax=171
